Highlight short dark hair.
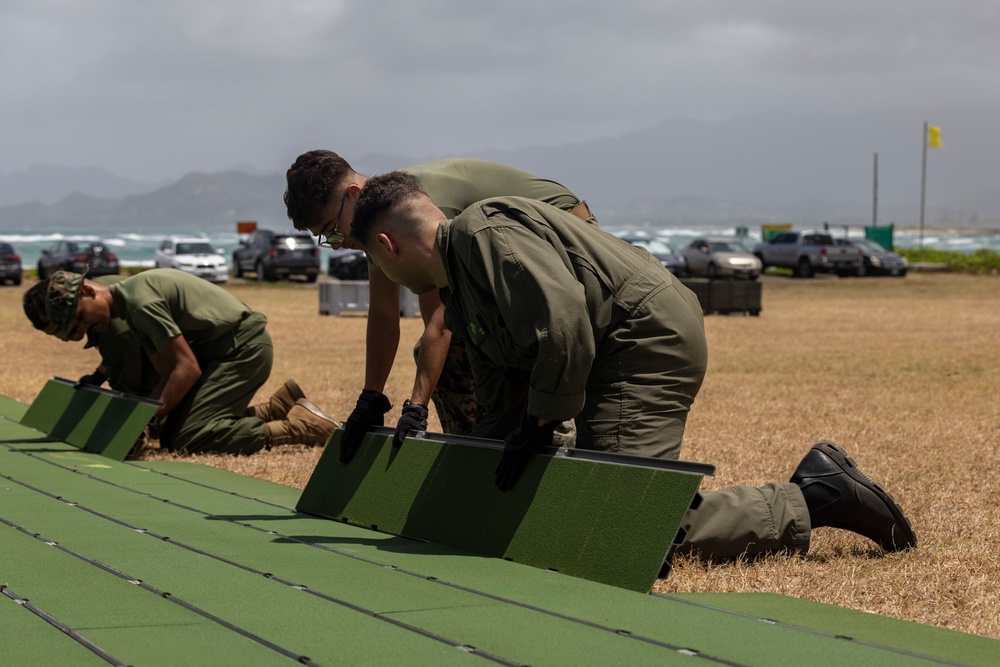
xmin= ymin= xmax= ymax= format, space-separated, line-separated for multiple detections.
xmin=352 ymin=171 xmax=428 ymax=246
xmin=284 ymin=150 xmax=355 ymax=230
xmin=23 ymin=279 xmax=52 ymax=330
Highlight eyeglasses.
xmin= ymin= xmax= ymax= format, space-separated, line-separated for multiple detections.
xmin=316 ymin=191 xmax=348 ymax=248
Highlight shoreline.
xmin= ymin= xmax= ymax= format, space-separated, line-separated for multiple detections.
xmin=2 ymin=225 xmax=999 ymax=271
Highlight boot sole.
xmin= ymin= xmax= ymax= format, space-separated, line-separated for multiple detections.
xmin=296 ymin=398 xmax=342 ymax=427
xmin=812 ymin=441 xmax=916 ymax=551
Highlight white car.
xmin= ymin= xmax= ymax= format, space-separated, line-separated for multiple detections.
xmin=154 ymin=236 xmax=229 ymax=283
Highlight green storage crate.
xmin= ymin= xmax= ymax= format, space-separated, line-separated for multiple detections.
xmin=681 ymin=278 xmax=762 ymax=316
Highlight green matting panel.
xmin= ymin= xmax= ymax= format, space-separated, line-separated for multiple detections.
xmin=18 ymin=377 xmax=160 ymax=461
xmin=297 ymin=428 xmax=713 ymax=593
xmin=0 ymin=394 xmax=29 ymax=421
xmin=2 ymin=396 xmax=998 ymax=666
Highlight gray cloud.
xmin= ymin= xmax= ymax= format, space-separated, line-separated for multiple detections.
xmin=2 ymin=1 xmax=997 ymax=182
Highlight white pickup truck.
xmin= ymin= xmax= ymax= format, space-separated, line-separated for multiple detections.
xmin=752 ymin=231 xmax=862 ymax=278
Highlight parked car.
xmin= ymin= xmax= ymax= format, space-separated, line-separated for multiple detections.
xmin=752 ymin=230 xmax=861 ymax=278
xmin=232 ymin=229 xmax=320 ymax=282
xmin=154 ymin=236 xmax=229 ymax=283
xmin=835 ymin=238 xmax=908 ymax=277
xmin=0 ymin=241 xmax=22 ymax=285
xmin=616 ymin=233 xmax=688 ymax=277
xmin=682 ymin=237 xmax=762 ymax=280
xmin=37 ymin=238 xmax=120 ymax=280
xmin=327 ymin=248 xmax=370 ymax=281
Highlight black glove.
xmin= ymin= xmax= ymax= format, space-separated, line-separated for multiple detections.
xmin=393 ymin=400 xmax=429 ymax=448
xmin=75 ymin=369 xmax=108 ymax=389
xmin=340 ymin=389 xmax=392 ymax=463
xmin=495 ymin=415 xmax=558 ymax=492
xmin=145 ymin=416 xmax=164 ymax=441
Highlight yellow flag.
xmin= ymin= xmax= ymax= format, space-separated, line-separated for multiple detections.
xmin=928 ymin=125 xmax=943 ymax=148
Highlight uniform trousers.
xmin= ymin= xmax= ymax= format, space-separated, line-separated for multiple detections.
xmin=159 ymin=312 xmax=271 ymax=455
xmin=570 ymin=282 xmax=812 ymax=559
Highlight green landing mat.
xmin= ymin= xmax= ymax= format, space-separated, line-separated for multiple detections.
xmin=0 ymin=394 xmax=29 ymax=421
xmin=17 ymin=377 xmax=160 ymax=461
xmin=297 ymin=428 xmax=714 ymax=593
xmin=2 ymin=395 xmax=998 ymax=666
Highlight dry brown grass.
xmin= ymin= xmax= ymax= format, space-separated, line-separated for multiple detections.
xmin=2 ymin=273 xmax=998 ymax=638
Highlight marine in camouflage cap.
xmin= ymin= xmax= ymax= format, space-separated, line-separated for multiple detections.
xmin=42 ymin=270 xmax=86 ymax=339
xmin=23 ymin=270 xmax=112 ymax=344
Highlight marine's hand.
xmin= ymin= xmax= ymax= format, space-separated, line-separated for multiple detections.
xmin=340 ymin=389 xmax=392 ymax=463
xmin=495 ymin=416 xmax=557 ymax=492
xmin=393 ymin=401 xmax=429 ymax=448
xmin=74 ymin=369 xmax=108 ymax=389
xmin=145 ymin=416 xmax=163 ymax=441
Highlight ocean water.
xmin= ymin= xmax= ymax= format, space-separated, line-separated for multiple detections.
xmin=1 ymin=225 xmax=998 ymax=270
xmin=0 ymin=230 xmax=260 ymax=271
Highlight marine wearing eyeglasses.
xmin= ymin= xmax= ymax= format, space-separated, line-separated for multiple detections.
xmin=315 ymin=191 xmax=349 ymax=248
xmin=284 ymin=151 xmax=598 ymax=462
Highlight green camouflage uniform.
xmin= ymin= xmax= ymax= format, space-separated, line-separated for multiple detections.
xmin=403 ymin=159 xmax=591 ymax=439
xmin=438 ymin=197 xmax=812 ymax=560
xmin=109 ymin=269 xmax=272 ymax=454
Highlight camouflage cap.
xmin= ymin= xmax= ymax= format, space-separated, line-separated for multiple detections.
xmin=43 ymin=271 xmax=85 ymax=340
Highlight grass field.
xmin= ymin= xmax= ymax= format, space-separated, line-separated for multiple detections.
xmin=2 ymin=272 xmax=997 ymax=639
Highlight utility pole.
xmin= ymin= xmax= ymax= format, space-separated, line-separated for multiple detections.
xmin=919 ymin=121 xmax=928 ymax=254
xmin=872 ymin=152 xmax=878 ymax=227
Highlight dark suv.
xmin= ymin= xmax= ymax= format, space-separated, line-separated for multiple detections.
xmin=232 ymin=229 xmax=320 ymax=282
xmin=0 ymin=241 xmax=22 ymax=285
xmin=37 ymin=238 xmax=120 ymax=280
xmin=327 ymin=248 xmax=370 ymax=281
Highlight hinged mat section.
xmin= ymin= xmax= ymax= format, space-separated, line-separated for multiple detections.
xmin=297 ymin=428 xmax=713 ymax=592
xmin=18 ymin=377 xmax=161 ymax=460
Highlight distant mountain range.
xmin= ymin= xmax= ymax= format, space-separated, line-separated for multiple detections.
xmin=0 ymin=164 xmax=159 ymax=208
xmin=3 ymin=111 xmax=998 ymax=232
xmin=0 ymin=171 xmax=289 ymax=233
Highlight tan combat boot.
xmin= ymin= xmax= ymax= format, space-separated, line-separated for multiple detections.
xmin=264 ymin=398 xmax=340 ymax=448
xmin=247 ymin=379 xmax=306 ymax=422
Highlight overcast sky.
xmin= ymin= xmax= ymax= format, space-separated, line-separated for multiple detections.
xmin=2 ymin=1 xmax=998 ymax=183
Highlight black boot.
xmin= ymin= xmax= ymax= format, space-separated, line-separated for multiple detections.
xmin=791 ymin=441 xmax=916 ymax=552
